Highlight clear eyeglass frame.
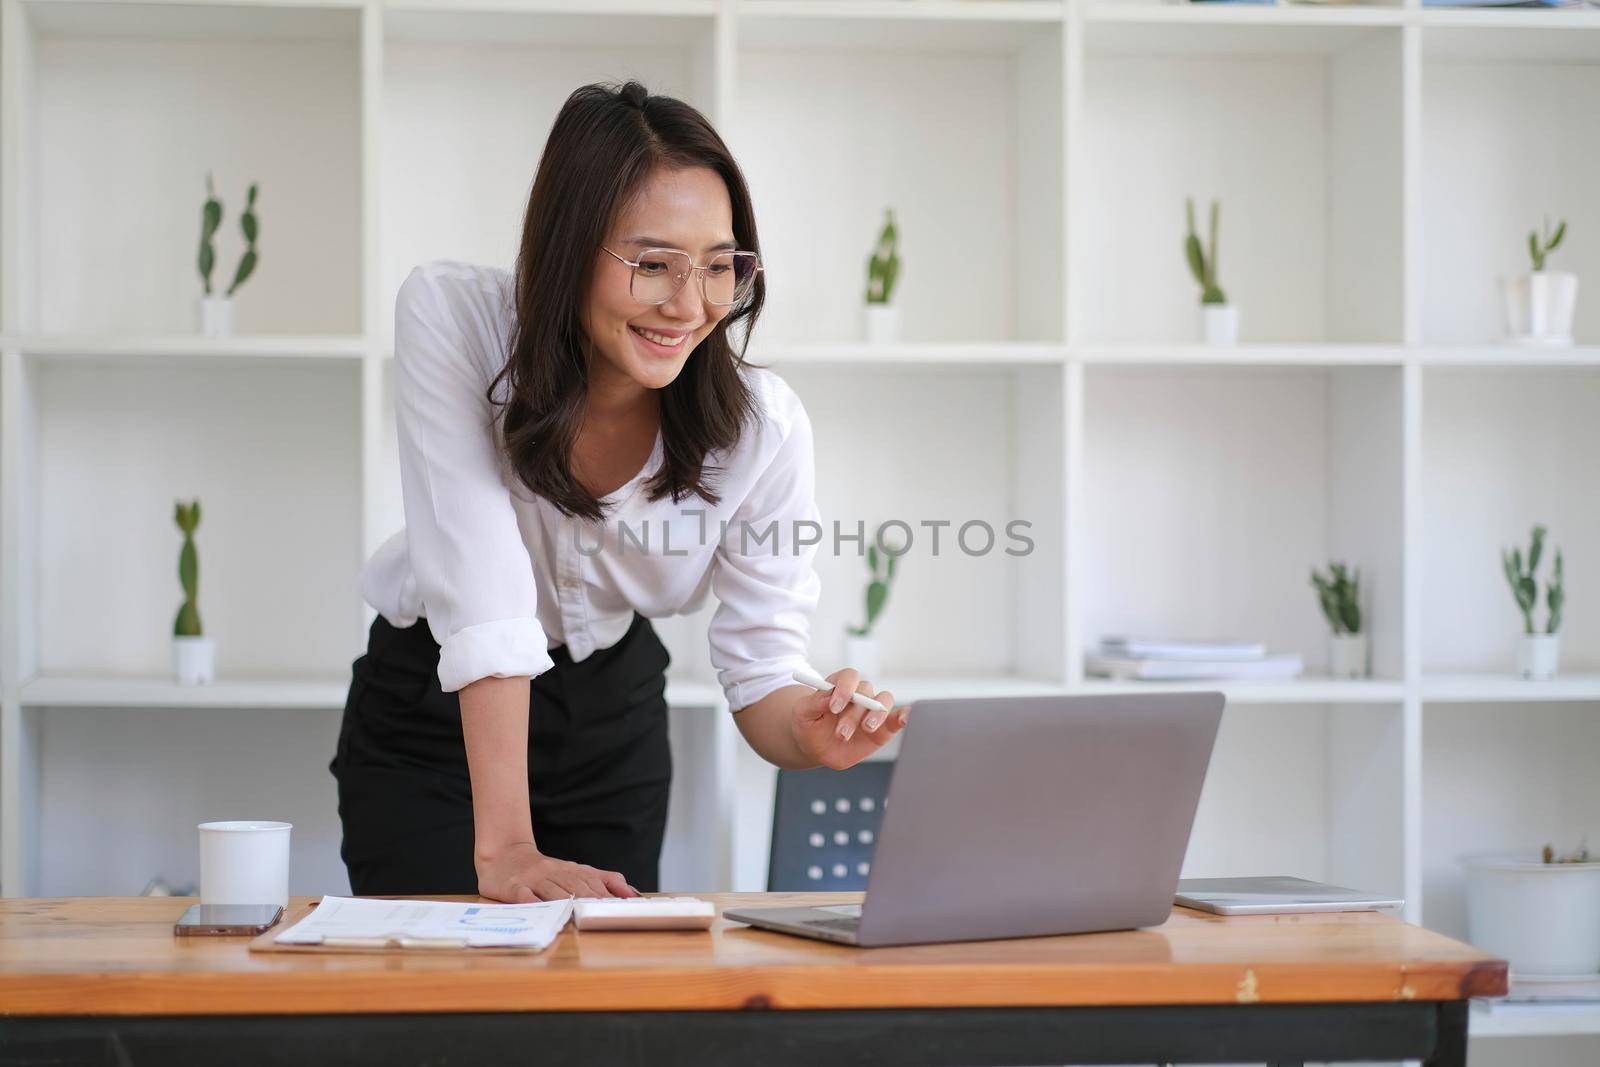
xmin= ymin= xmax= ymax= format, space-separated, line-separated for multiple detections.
xmin=602 ymin=245 xmax=763 ymax=307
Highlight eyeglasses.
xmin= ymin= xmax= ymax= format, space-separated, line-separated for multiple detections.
xmin=602 ymin=245 xmax=763 ymax=307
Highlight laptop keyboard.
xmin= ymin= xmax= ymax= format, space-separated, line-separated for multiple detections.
xmin=801 ymin=916 xmax=862 ymax=934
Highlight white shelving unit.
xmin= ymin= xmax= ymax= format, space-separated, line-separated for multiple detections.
xmin=1 ymin=0 xmax=1597 ymax=1045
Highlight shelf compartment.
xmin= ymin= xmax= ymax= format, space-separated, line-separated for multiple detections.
xmin=1422 ymin=701 xmax=1600 ymax=945
xmin=379 ymin=11 xmax=718 ymax=347
xmin=1420 ymin=367 xmax=1599 ymax=677
xmin=778 ymin=364 xmax=1066 ymax=683
xmin=1420 ymin=32 xmax=1600 ymax=345
xmin=733 ymin=12 xmax=1063 ymax=345
xmin=1076 ymin=21 xmax=1404 ymax=343
xmin=31 ymin=702 xmax=346 ymax=896
xmin=1182 ymin=702 xmax=1406 ymax=904
xmin=21 ymin=357 xmax=364 ymax=682
xmin=21 ymin=0 xmax=363 ymax=336
xmin=1079 ymin=364 xmax=1405 ymax=684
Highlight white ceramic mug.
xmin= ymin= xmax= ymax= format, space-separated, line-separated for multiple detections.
xmin=198 ymin=820 xmax=292 ymax=907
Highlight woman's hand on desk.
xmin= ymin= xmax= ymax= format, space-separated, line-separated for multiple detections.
xmin=475 ymin=842 xmax=640 ymax=903
xmin=790 ymin=667 xmax=909 ymax=770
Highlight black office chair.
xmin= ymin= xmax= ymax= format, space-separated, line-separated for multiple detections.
xmin=766 ymin=761 xmax=894 ymax=892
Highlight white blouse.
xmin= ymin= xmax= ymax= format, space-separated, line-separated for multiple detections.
xmin=358 ymin=260 xmax=821 ymax=711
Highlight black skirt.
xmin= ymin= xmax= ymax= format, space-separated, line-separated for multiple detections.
xmin=329 ymin=610 xmax=673 ymax=895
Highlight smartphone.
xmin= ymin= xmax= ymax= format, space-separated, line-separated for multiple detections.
xmin=173 ymin=903 xmax=284 ymax=936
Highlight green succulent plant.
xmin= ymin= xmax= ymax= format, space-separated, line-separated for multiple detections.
xmin=1310 ymin=561 xmax=1362 ymax=635
xmin=866 ymin=208 xmax=900 ymax=305
xmin=847 ymin=541 xmax=899 ymax=638
xmin=198 ymin=174 xmax=222 ymax=296
xmin=1528 ymin=217 xmax=1566 ymax=272
xmin=227 ymin=183 xmax=259 ymax=296
xmin=174 ymin=500 xmax=203 ymax=638
xmin=1502 ymin=524 xmax=1564 ymax=635
xmin=197 ymin=177 xmax=261 ymax=298
xmin=1185 ymin=196 xmax=1226 ymax=305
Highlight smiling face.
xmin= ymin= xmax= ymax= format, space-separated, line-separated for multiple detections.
xmin=582 ymin=164 xmax=737 ymax=396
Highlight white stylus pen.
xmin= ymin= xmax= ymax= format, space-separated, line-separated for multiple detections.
xmin=791 ymin=667 xmax=890 ymax=715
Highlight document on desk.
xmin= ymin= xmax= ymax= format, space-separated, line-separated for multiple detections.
xmin=274 ymin=895 xmax=574 ymax=950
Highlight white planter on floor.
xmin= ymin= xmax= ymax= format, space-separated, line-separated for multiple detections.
xmin=1516 ymin=633 xmax=1561 ymax=680
xmin=1200 ymin=303 xmax=1237 ymax=345
xmin=863 ymin=304 xmax=900 ymax=345
xmin=173 ymin=635 xmax=216 ymax=685
xmin=199 ymin=295 xmax=235 ymax=338
xmin=1464 ymin=852 xmax=1600 ymax=977
xmin=1328 ymin=633 xmax=1368 ymax=679
xmin=1502 ymin=271 xmax=1578 ymax=345
xmin=841 ymin=633 xmax=881 ymax=684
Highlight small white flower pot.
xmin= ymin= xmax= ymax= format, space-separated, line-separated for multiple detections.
xmin=1328 ymin=633 xmax=1368 ymax=679
xmin=841 ymin=633 xmax=881 ymax=684
xmin=199 ymin=295 xmax=234 ymax=338
xmin=1200 ymin=303 xmax=1238 ymax=346
xmin=1464 ymin=852 xmax=1600 ymax=977
xmin=863 ymin=304 xmax=900 ymax=345
xmin=173 ymin=635 xmax=216 ymax=685
xmin=1516 ymin=633 xmax=1561 ymax=681
xmin=1502 ymin=271 xmax=1578 ymax=345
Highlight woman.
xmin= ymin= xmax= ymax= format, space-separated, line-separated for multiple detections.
xmin=330 ymin=80 xmax=908 ymax=904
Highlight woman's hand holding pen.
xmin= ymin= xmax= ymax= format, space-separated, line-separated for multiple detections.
xmin=789 ymin=667 xmax=909 ymax=770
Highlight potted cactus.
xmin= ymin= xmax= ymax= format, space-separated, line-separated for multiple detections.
xmin=1502 ymin=524 xmax=1564 ymax=680
xmin=197 ymin=175 xmax=260 ymax=338
xmin=842 ymin=539 xmax=900 ymax=681
xmin=1502 ymin=217 xmax=1576 ymax=346
xmin=1464 ymin=839 xmax=1600 ymax=978
xmin=1311 ymin=561 xmax=1366 ymax=679
xmin=863 ymin=207 xmax=901 ymax=345
xmin=172 ymin=499 xmax=215 ymax=684
xmin=1186 ymin=197 xmax=1236 ymax=345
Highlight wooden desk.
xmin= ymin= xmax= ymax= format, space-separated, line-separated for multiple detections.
xmin=0 ymin=893 xmax=1505 ymax=1067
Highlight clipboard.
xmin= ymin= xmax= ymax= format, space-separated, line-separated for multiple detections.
xmin=247 ymin=899 xmax=572 ymax=956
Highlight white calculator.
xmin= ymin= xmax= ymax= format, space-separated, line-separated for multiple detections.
xmin=571 ymin=896 xmax=717 ymax=931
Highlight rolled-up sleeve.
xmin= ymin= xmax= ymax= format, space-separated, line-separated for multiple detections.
xmin=393 ymin=264 xmax=556 ymax=693
xmin=709 ymin=400 xmax=823 ymax=712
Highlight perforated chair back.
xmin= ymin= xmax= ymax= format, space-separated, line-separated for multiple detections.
xmin=766 ymin=761 xmax=894 ymax=892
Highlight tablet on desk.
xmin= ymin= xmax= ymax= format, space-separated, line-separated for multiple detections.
xmin=1175 ymin=876 xmax=1404 ymax=915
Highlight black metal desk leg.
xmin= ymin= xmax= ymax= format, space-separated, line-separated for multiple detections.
xmin=1426 ymin=1001 xmax=1468 ymax=1067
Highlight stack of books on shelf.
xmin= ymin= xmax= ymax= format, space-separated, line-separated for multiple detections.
xmin=1087 ymin=637 xmax=1304 ymax=682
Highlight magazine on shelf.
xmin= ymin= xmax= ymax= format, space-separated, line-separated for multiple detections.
xmin=1087 ymin=652 xmax=1304 ymax=682
xmin=1098 ymin=636 xmax=1267 ymax=662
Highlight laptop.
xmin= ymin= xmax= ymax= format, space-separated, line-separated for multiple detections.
xmin=723 ymin=691 xmax=1225 ymax=947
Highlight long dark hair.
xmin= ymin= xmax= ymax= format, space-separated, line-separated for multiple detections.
xmin=489 ymin=80 xmax=765 ymax=523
